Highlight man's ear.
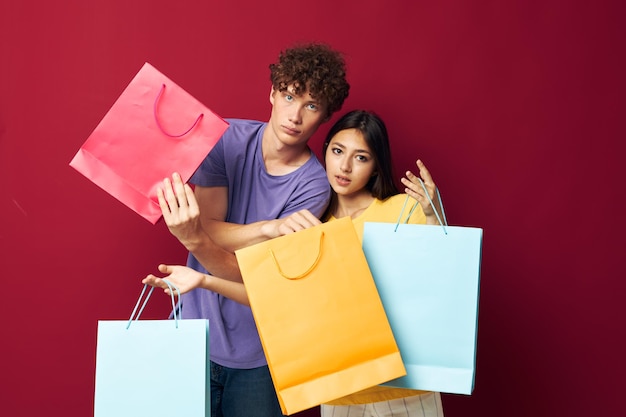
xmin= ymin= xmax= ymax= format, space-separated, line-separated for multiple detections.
xmin=269 ymin=87 xmax=276 ymax=105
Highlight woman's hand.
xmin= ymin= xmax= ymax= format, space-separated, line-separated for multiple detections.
xmin=142 ymin=264 xmax=206 ymax=296
xmin=142 ymin=264 xmax=251 ymax=306
xmin=401 ymin=159 xmax=443 ymax=225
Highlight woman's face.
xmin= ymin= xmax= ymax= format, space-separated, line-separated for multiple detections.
xmin=325 ymin=128 xmax=377 ymax=197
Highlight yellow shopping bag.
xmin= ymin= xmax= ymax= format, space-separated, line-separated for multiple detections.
xmin=235 ymin=217 xmax=406 ymax=415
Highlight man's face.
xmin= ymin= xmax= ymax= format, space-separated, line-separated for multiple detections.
xmin=267 ymin=85 xmax=327 ymax=148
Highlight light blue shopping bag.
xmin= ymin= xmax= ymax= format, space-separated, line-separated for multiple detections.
xmin=94 ymin=283 xmax=210 ymax=416
xmin=362 ymin=194 xmax=483 ymax=395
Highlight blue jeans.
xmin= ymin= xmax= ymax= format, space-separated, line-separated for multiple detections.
xmin=210 ymin=361 xmax=283 ymax=417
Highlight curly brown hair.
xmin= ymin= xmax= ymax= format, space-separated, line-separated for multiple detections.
xmin=269 ymin=43 xmax=350 ymax=118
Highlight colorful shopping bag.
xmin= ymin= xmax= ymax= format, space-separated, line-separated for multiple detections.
xmin=362 ymin=195 xmax=483 ymax=395
xmin=235 ymin=217 xmax=406 ymax=415
xmin=70 ymin=62 xmax=229 ymax=223
xmin=94 ymin=283 xmax=210 ymax=416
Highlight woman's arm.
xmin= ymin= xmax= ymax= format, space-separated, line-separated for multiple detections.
xmin=142 ymin=264 xmax=250 ymax=306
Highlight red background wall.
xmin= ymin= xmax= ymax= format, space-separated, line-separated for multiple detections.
xmin=1 ymin=1 xmax=624 ymax=416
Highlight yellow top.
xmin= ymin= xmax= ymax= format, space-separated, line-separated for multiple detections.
xmin=324 ymin=194 xmax=431 ymax=405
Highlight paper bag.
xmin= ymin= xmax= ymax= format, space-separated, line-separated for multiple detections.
xmin=235 ymin=217 xmax=406 ymax=415
xmin=362 ymin=219 xmax=482 ymax=395
xmin=70 ymin=62 xmax=228 ymax=223
xmin=94 ymin=285 xmax=210 ymax=416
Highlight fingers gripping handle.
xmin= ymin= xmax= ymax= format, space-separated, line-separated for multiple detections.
xmin=394 ymin=178 xmax=448 ymax=234
xmin=270 ymin=231 xmax=324 ymax=280
xmin=126 ymin=280 xmax=181 ymax=329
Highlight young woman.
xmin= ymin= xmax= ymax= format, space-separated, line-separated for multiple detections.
xmin=143 ymin=109 xmax=445 ymax=416
xmin=318 ymin=109 xmax=444 ymax=417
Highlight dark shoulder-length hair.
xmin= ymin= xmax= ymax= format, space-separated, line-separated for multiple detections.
xmin=323 ymin=110 xmax=399 ymax=200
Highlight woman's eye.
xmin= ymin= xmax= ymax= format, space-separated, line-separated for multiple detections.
xmin=332 ymin=148 xmax=342 ymax=155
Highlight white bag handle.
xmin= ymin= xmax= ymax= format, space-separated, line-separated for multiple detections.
xmin=395 ymin=178 xmax=447 ymax=234
xmin=126 ymin=280 xmax=180 ymax=329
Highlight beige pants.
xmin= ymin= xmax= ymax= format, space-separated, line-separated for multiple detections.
xmin=320 ymin=392 xmax=444 ymax=417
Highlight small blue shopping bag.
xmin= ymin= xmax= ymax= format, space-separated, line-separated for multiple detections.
xmin=94 ymin=283 xmax=210 ymax=416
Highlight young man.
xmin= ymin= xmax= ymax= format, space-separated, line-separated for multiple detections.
xmin=157 ymin=43 xmax=350 ymax=417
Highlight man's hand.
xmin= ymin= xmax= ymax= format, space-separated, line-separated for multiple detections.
xmin=261 ymin=209 xmax=322 ymax=238
xmin=158 ymin=173 xmax=204 ymax=250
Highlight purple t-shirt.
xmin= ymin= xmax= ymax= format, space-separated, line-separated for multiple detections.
xmin=182 ymin=118 xmax=331 ymax=368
